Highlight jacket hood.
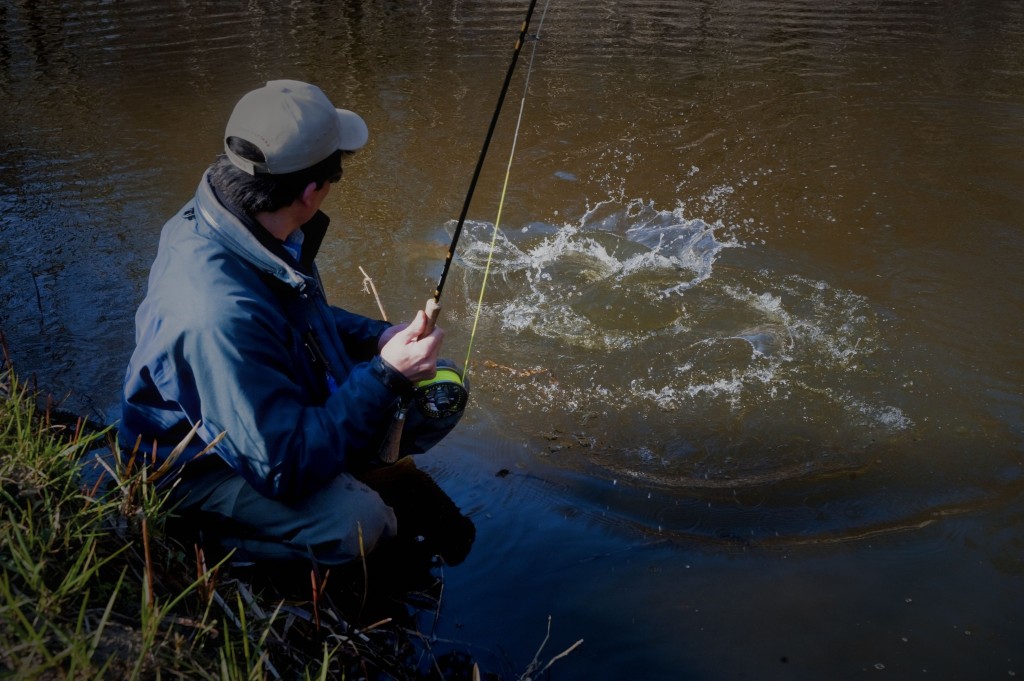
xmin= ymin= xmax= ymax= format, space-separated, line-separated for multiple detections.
xmin=193 ymin=170 xmax=328 ymax=291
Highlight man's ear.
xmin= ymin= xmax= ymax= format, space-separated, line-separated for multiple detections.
xmin=299 ymin=181 xmax=320 ymax=206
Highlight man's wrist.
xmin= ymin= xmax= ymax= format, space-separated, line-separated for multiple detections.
xmin=371 ymin=355 xmax=415 ymax=397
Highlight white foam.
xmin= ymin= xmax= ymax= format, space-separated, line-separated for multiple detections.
xmin=451 ymin=196 xmax=905 ymax=460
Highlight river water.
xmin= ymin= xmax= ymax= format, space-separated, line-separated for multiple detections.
xmin=2 ymin=0 xmax=1023 ymax=678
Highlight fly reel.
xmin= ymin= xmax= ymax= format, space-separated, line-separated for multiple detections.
xmin=414 ymin=363 xmax=469 ymax=419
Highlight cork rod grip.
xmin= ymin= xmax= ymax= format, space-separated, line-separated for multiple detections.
xmin=423 ymin=297 xmax=441 ymax=336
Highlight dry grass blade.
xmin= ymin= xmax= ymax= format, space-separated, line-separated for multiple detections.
xmin=359 ymin=265 xmax=388 ymax=321
xmin=149 ymin=421 xmax=226 ymax=483
xmin=518 ymin=616 xmax=583 ymax=681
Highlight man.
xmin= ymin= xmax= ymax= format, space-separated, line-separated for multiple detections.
xmin=120 ymin=80 xmax=460 ymax=565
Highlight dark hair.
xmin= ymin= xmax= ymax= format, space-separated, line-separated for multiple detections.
xmin=208 ymin=137 xmax=343 ymax=215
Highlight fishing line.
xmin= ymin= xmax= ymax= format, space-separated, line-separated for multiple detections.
xmin=462 ymin=0 xmax=551 ymax=378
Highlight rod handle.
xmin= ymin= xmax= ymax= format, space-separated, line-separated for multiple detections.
xmin=423 ymin=298 xmax=441 ymax=336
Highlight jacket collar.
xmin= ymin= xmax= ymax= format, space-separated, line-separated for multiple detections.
xmin=193 ymin=170 xmax=330 ymax=290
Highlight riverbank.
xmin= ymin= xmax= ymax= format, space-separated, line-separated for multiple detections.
xmin=0 ymin=354 xmax=450 ymax=679
xmin=0 ymin=338 xmax=582 ymax=680
xmin=0 ymin=369 xmax=323 ymax=677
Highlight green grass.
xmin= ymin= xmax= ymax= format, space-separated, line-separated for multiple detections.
xmin=0 ymin=360 xmax=422 ymax=680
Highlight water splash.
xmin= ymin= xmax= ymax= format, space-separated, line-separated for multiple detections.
xmin=449 ymin=198 xmax=911 ymax=488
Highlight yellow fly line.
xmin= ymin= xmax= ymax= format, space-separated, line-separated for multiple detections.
xmin=463 ymin=0 xmax=552 ymax=379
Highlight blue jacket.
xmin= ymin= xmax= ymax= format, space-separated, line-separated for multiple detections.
xmin=120 ymin=171 xmax=410 ymax=500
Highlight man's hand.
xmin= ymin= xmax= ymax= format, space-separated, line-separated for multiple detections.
xmin=379 ymin=310 xmax=443 ymax=383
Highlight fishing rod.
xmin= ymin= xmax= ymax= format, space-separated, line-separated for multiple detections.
xmin=379 ymin=0 xmax=545 ymax=464
xmin=422 ymin=0 xmax=541 ymax=333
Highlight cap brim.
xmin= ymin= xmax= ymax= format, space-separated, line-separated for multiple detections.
xmin=337 ymin=108 xmax=368 ymax=151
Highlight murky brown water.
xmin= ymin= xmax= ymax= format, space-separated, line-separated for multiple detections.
xmin=2 ymin=0 xmax=1023 ymax=677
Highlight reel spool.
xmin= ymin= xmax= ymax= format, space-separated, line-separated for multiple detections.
xmin=414 ymin=363 xmax=469 ymax=419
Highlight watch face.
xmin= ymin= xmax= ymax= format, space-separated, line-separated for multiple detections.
xmin=415 ymin=380 xmax=469 ymax=418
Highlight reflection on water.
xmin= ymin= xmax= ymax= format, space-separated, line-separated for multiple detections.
xmin=2 ymin=0 xmax=1023 ymax=677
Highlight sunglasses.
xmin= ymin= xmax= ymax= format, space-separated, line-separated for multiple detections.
xmin=327 ymin=167 xmax=343 ymax=184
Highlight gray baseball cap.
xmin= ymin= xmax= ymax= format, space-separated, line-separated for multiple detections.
xmin=224 ymin=79 xmax=369 ymax=175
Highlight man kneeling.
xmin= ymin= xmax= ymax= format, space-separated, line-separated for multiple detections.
xmin=119 ymin=80 xmax=465 ymax=566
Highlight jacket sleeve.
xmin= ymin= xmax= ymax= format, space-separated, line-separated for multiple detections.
xmin=330 ymin=306 xmax=391 ymax=360
xmin=182 ymin=303 xmax=400 ymax=500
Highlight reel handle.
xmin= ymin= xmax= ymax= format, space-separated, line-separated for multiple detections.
xmin=423 ymin=297 xmax=441 ymax=337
